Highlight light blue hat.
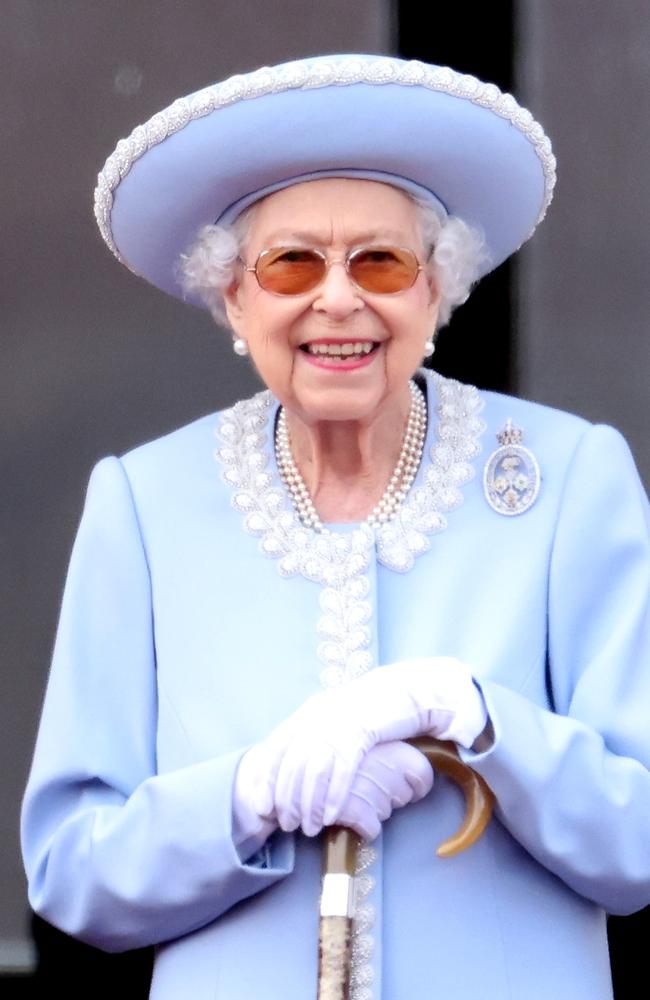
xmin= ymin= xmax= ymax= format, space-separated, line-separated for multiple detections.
xmin=94 ymin=54 xmax=556 ymax=308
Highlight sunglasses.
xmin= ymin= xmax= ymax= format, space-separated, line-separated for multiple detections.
xmin=242 ymin=245 xmax=424 ymax=296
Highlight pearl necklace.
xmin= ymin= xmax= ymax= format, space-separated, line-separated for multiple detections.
xmin=275 ymin=380 xmax=427 ymax=532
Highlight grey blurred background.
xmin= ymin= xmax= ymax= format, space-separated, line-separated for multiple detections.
xmin=3 ymin=0 xmax=649 ymax=985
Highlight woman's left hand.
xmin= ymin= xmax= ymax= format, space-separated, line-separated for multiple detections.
xmin=250 ymin=658 xmax=486 ymax=834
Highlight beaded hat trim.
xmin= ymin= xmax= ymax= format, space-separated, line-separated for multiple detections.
xmin=94 ymin=55 xmax=556 ymax=283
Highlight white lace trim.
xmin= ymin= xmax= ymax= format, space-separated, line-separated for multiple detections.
xmin=213 ymin=370 xmax=484 ymax=1000
xmin=95 ymin=55 xmax=555 ymax=258
xmin=214 ymin=371 xmax=483 ymax=580
xmin=374 ymin=375 xmax=484 ymax=573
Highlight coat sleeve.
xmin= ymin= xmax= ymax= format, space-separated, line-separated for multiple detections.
xmin=21 ymin=456 xmax=294 ymax=952
xmin=462 ymin=423 xmax=650 ymax=915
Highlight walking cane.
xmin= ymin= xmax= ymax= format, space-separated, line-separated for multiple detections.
xmin=317 ymin=737 xmax=494 ymax=1000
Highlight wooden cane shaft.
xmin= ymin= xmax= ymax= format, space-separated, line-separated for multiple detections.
xmin=317 ymin=915 xmax=353 ymax=1000
xmin=316 ymin=739 xmax=494 ymax=999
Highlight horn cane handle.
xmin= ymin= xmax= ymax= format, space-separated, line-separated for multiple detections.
xmin=411 ymin=736 xmax=494 ymax=857
xmin=316 ymin=738 xmax=494 ymax=1000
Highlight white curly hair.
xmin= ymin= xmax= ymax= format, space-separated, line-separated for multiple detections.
xmin=178 ymin=190 xmax=488 ymax=330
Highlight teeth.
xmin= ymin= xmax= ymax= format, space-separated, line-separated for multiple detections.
xmin=306 ymin=342 xmax=374 ymax=356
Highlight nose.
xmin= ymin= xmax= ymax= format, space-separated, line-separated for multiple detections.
xmin=312 ymin=260 xmax=364 ymax=318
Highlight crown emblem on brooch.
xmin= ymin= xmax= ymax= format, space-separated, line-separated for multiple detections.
xmin=496 ymin=419 xmax=523 ymax=447
xmin=483 ymin=418 xmax=541 ymax=516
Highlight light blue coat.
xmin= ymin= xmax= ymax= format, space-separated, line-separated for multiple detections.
xmin=22 ymin=370 xmax=650 ymax=999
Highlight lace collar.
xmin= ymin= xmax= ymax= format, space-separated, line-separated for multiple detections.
xmin=214 ymin=370 xmax=485 ymax=579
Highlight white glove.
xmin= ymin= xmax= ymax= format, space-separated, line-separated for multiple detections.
xmin=245 ymin=658 xmax=486 ymax=834
xmin=336 ymin=740 xmax=434 ymax=841
xmin=232 ymin=749 xmax=279 ymax=860
xmin=235 ymin=738 xmax=434 ymax=840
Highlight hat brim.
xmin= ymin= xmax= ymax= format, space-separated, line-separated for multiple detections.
xmin=95 ymin=55 xmax=555 ymax=308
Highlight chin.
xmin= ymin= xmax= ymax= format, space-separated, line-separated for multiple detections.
xmin=291 ymin=384 xmax=391 ymax=426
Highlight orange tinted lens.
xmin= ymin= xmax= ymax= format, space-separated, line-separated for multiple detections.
xmin=349 ymin=247 xmax=419 ymax=293
xmin=255 ymin=248 xmax=325 ymax=294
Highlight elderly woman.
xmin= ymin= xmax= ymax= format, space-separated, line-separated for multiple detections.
xmin=21 ymin=55 xmax=650 ymax=1000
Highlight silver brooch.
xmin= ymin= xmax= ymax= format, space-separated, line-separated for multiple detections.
xmin=483 ymin=419 xmax=540 ymax=516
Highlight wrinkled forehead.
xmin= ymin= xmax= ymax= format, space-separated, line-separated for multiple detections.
xmin=242 ymin=177 xmax=427 ymax=251
xmin=217 ymin=168 xmax=447 ymax=227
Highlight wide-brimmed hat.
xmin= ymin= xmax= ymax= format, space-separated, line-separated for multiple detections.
xmin=94 ymin=54 xmax=556 ymax=309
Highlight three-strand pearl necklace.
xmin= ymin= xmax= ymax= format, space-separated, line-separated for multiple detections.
xmin=275 ymin=380 xmax=427 ymax=532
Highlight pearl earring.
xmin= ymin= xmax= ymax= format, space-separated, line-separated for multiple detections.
xmin=233 ymin=337 xmax=249 ymax=357
xmin=424 ymin=338 xmax=435 ymax=358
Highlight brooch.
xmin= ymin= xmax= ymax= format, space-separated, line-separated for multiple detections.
xmin=483 ymin=419 xmax=540 ymax=516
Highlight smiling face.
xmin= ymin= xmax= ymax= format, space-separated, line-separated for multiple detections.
xmin=224 ymin=178 xmax=440 ymax=425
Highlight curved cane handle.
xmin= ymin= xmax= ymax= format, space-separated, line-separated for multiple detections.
xmin=407 ymin=736 xmax=494 ymax=857
xmin=317 ymin=740 xmax=494 ymax=999
xmin=322 ymin=737 xmax=493 ymax=875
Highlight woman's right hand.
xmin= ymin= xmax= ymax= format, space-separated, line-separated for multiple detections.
xmin=234 ymin=739 xmax=434 ymax=840
xmin=335 ymin=740 xmax=434 ymax=840
xmin=235 ymin=658 xmax=484 ymax=836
